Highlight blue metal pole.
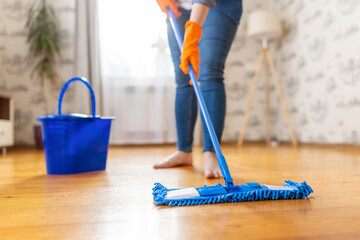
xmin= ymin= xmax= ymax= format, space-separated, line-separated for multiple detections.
xmin=167 ymin=9 xmax=233 ymax=187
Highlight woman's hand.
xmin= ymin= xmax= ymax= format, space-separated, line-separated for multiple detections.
xmin=179 ymin=4 xmax=209 ymax=84
xmin=156 ymin=0 xmax=181 ymax=18
xmin=179 ymin=20 xmax=202 ymax=79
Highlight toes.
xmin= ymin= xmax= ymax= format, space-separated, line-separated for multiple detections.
xmin=153 ymin=153 xmax=193 ymax=169
xmin=153 ymin=163 xmax=161 ymax=169
xmin=153 ymin=163 xmax=162 ymax=169
xmin=206 ymin=170 xmax=223 ymax=179
xmin=206 ymin=170 xmax=222 ymax=179
xmin=153 ymin=161 xmax=168 ymax=169
xmin=205 ymin=170 xmax=215 ymax=178
xmin=214 ymin=171 xmax=222 ymax=178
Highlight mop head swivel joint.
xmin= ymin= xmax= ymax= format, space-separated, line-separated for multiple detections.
xmin=153 ymin=180 xmax=313 ymax=206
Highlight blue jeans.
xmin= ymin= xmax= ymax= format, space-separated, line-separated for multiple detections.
xmin=167 ymin=7 xmax=240 ymax=153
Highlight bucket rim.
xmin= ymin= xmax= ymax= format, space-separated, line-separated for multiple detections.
xmin=37 ymin=113 xmax=115 ymax=121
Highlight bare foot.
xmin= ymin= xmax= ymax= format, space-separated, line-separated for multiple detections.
xmin=203 ymin=152 xmax=223 ymax=178
xmin=153 ymin=151 xmax=193 ymax=169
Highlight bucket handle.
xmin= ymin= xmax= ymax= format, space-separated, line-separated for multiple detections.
xmin=58 ymin=77 xmax=96 ymax=118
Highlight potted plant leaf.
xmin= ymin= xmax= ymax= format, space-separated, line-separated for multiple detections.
xmin=25 ymin=0 xmax=61 ymax=149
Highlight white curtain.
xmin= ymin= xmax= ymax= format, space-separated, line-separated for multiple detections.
xmin=97 ymin=0 xmax=177 ymax=144
xmin=74 ymin=0 xmax=102 ymax=115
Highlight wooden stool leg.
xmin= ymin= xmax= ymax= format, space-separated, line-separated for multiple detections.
xmin=264 ymin=49 xmax=298 ymax=147
xmin=238 ymin=49 xmax=264 ymax=146
xmin=264 ymin=57 xmax=271 ymax=144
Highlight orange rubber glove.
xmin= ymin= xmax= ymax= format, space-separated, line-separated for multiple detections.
xmin=179 ymin=21 xmax=202 ymax=85
xmin=156 ymin=0 xmax=181 ymax=18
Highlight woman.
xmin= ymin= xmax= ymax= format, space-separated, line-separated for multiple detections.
xmin=153 ymin=0 xmax=242 ymax=178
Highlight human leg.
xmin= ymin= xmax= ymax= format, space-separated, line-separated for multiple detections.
xmin=198 ymin=8 xmax=240 ymax=177
xmin=154 ymin=9 xmax=196 ymax=168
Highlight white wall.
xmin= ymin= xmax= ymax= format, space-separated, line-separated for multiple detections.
xmin=0 ymin=0 xmax=359 ymax=145
xmin=223 ymin=0 xmax=360 ymax=144
xmin=0 ymin=0 xmax=272 ymax=146
xmin=0 ymin=0 xmax=76 ymax=145
xmin=223 ymin=0 xmax=273 ymax=142
xmin=269 ymin=0 xmax=360 ymax=144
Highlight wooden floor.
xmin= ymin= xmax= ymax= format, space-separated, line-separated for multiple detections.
xmin=1 ymin=144 xmax=360 ymax=240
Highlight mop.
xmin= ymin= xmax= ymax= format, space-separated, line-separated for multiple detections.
xmin=152 ymin=8 xmax=313 ymax=206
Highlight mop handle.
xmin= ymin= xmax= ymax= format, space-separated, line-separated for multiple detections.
xmin=168 ymin=9 xmax=233 ymax=187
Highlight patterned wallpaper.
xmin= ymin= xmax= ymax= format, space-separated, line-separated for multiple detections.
xmin=0 ymin=0 xmax=76 ymax=145
xmin=0 ymin=0 xmax=359 ymax=145
xmin=223 ymin=0 xmax=275 ymax=142
xmin=223 ymin=0 xmax=360 ymax=144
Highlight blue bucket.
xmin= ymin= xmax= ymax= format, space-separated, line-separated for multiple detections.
xmin=38 ymin=77 xmax=114 ymax=174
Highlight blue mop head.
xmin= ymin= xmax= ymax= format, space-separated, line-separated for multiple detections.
xmin=153 ymin=180 xmax=313 ymax=206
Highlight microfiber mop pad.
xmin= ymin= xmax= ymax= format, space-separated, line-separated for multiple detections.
xmin=153 ymin=180 xmax=313 ymax=206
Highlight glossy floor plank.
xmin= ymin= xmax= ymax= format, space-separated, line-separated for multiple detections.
xmin=1 ymin=144 xmax=360 ymax=239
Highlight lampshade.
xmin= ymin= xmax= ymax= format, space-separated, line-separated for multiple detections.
xmin=247 ymin=10 xmax=282 ymax=41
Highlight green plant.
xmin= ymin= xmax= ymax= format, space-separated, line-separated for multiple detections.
xmin=25 ymin=0 xmax=61 ymax=115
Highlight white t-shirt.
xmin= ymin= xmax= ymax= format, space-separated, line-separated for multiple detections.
xmin=178 ymin=0 xmax=192 ymax=10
